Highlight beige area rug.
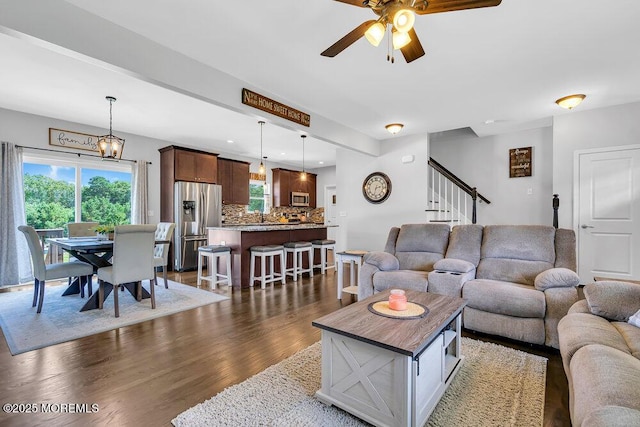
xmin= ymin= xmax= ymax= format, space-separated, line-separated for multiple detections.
xmin=0 ymin=280 xmax=229 ymax=355
xmin=173 ymin=337 xmax=547 ymax=427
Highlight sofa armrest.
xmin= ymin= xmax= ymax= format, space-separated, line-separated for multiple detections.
xmin=433 ymin=258 xmax=475 ymax=274
xmin=534 ymin=267 xmax=580 ymax=291
xmin=584 ymin=281 xmax=640 ymax=321
xmin=363 ymin=251 xmax=400 ymax=271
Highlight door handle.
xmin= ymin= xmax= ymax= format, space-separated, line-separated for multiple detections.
xmin=581 ymin=224 xmax=595 ymax=229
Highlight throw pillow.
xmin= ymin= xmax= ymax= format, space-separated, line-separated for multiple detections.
xmin=630 ymin=309 xmax=640 ymax=328
xmin=584 ymin=281 xmax=640 ymax=322
xmin=534 ymin=267 xmax=580 ymax=291
xmin=433 ymin=258 xmax=475 ymax=273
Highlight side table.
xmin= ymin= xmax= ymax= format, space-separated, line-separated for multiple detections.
xmin=335 ymin=250 xmax=367 ymax=300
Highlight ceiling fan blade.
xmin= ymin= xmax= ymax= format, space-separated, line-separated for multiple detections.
xmin=400 ymin=28 xmax=425 ymax=63
xmin=332 ymin=0 xmax=368 ymax=7
xmin=321 ymin=20 xmax=377 ymax=57
xmin=415 ymin=0 xmax=502 ymax=15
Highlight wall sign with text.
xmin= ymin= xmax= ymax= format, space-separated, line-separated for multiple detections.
xmin=49 ymin=128 xmax=99 ymax=153
xmin=242 ymin=88 xmax=310 ymax=127
xmin=509 ymin=146 xmax=532 ymax=178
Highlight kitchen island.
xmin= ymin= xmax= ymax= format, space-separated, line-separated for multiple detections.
xmin=207 ymin=223 xmax=328 ymax=288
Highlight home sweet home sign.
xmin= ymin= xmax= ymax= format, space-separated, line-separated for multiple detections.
xmin=242 ymin=88 xmax=310 ymax=127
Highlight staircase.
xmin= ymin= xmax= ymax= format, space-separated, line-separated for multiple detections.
xmin=426 ymin=158 xmax=491 ymax=225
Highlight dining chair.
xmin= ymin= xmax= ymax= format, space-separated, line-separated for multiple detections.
xmin=67 ymin=222 xmax=99 ymax=237
xmin=97 ymin=224 xmax=157 ymax=318
xmin=18 ymin=225 xmax=94 ymax=313
xmin=153 ymin=222 xmax=175 ymax=288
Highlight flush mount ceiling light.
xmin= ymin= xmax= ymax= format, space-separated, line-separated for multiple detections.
xmin=555 ymin=94 xmax=586 ymax=110
xmin=258 ymin=121 xmax=266 ymax=174
xmin=97 ymin=96 xmax=125 ymax=160
xmin=300 ymin=135 xmax=307 ymax=181
xmin=385 ymin=123 xmax=404 ymax=135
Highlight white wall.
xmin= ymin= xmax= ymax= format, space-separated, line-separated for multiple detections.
xmin=553 ymin=101 xmax=640 ymax=228
xmin=309 ymin=165 xmax=336 ymax=208
xmin=430 ymin=126 xmax=553 ymax=226
xmin=335 ymin=134 xmax=429 ymax=252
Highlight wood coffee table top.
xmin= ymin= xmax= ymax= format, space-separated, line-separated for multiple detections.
xmin=312 ymin=290 xmax=466 ymax=358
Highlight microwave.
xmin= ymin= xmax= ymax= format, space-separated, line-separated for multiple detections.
xmin=291 ymin=192 xmax=310 ymax=207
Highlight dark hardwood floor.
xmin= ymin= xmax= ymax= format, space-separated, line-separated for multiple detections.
xmin=0 ymin=269 xmax=571 ymax=426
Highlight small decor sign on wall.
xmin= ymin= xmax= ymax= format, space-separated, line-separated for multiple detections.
xmin=242 ymin=88 xmax=311 ymax=127
xmin=49 ymin=128 xmax=99 ymax=153
xmin=509 ymin=146 xmax=532 ymax=178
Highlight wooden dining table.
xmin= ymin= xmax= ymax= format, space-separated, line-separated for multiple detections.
xmin=48 ymin=237 xmax=163 ymax=312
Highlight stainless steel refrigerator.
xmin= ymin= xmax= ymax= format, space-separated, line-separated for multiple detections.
xmin=174 ymin=181 xmax=222 ymax=271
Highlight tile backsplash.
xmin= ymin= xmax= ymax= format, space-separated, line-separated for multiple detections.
xmin=222 ymin=204 xmax=324 ymax=224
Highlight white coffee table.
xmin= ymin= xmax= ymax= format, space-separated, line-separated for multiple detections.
xmin=312 ymin=290 xmax=466 ymax=427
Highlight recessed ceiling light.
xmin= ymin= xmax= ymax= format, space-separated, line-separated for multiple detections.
xmin=227 ymin=140 xmax=234 ymax=143
xmin=318 ymin=161 xmax=324 ymax=165
xmin=484 ymin=119 xmax=495 ymax=124
xmin=280 ymin=152 xmax=286 ymax=155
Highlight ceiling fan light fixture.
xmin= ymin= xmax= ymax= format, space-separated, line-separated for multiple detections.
xmin=393 ymin=9 xmax=415 ymax=33
xmin=392 ymin=30 xmax=411 ymax=50
xmin=555 ymin=94 xmax=586 ymax=110
xmin=385 ymin=123 xmax=404 ymax=134
xmin=365 ymin=22 xmax=386 ymax=47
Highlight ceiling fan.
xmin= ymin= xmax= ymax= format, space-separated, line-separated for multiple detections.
xmin=321 ymin=0 xmax=502 ymax=63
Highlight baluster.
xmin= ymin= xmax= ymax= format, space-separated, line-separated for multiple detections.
xmin=471 ymin=187 xmax=478 ymax=224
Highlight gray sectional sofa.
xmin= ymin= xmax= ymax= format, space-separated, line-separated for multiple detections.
xmin=558 ymin=281 xmax=640 ymax=426
xmin=360 ymin=223 xmax=580 ymax=348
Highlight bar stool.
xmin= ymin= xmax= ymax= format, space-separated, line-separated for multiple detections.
xmin=197 ymin=245 xmax=232 ymax=289
xmin=312 ymin=239 xmax=336 ymax=274
xmin=284 ymin=241 xmax=314 ymax=281
xmin=249 ymin=245 xmax=286 ymax=289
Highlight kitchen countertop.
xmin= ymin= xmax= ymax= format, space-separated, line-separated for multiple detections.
xmin=208 ymin=223 xmax=335 ymax=231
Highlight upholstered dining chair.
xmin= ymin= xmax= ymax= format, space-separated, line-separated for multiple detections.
xmin=97 ymin=224 xmax=157 ymax=318
xmin=18 ymin=225 xmax=94 ymax=313
xmin=153 ymin=222 xmax=175 ymax=288
xmin=67 ymin=222 xmax=99 ymax=237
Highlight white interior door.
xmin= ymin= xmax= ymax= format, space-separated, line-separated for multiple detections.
xmin=325 ymin=185 xmax=338 ymax=242
xmin=577 ymin=147 xmax=640 ymax=282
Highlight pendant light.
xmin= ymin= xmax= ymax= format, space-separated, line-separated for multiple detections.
xmin=300 ymin=135 xmax=307 ymax=181
xmin=97 ymin=96 xmax=125 ymax=160
xmin=258 ymin=121 xmax=266 ymax=174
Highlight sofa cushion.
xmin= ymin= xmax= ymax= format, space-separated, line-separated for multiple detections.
xmin=584 ymin=281 xmax=640 ymax=321
xmin=476 ymin=225 xmax=556 ymax=285
xmin=558 ymin=313 xmax=632 ymax=372
xmin=444 ymin=224 xmax=483 ymax=266
xmin=394 ymin=224 xmax=449 ymax=271
xmin=571 ymin=344 xmax=640 ymax=427
xmin=373 ymin=270 xmax=429 ymax=293
xmin=433 ymin=258 xmax=475 ymax=273
xmin=463 ymin=279 xmax=546 ymax=318
xmin=612 ymin=322 xmax=640 ymax=359
xmin=582 ymin=406 xmax=640 ymax=427
xmin=463 ymin=307 xmax=545 ymax=345
xmin=534 ymin=267 xmax=580 ymax=291
xmin=363 ymin=251 xmax=399 ymax=271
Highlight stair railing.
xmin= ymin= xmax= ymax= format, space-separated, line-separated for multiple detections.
xmin=427 ymin=158 xmax=491 ymax=225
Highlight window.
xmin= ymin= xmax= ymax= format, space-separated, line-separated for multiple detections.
xmin=247 ymin=179 xmax=269 ymax=213
xmin=23 ymin=155 xmax=132 ymax=234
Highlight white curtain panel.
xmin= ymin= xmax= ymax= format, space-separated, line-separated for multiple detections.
xmin=131 ymin=160 xmax=149 ymax=225
xmin=0 ymin=142 xmax=32 ymax=286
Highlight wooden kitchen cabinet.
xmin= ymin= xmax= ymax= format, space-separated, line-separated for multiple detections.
xmin=173 ymin=148 xmax=218 ymax=183
xmin=217 ymin=158 xmax=250 ymax=205
xmin=272 ymin=168 xmax=317 ymax=208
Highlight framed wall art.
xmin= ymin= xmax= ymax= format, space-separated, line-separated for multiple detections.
xmin=509 ymin=146 xmax=532 ymax=178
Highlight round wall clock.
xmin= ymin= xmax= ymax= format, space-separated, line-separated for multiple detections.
xmin=362 ymin=172 xmax=392 ymax=204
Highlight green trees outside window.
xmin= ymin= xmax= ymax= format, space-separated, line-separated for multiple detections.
xmin=23 ymin=162 xmax=131 ymax=233
xmin=248 ymin=182 xmax=265 ymax=212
